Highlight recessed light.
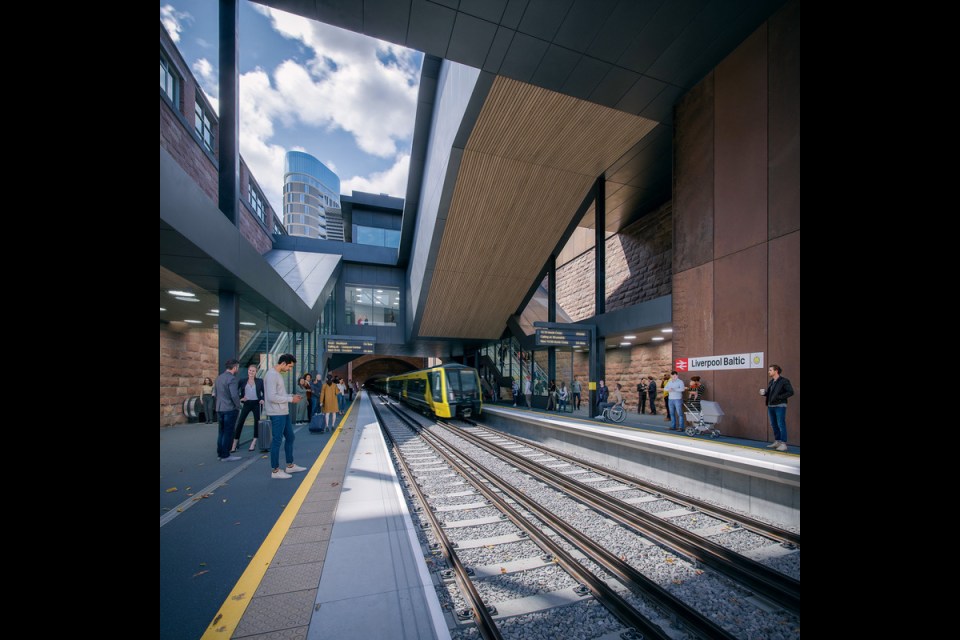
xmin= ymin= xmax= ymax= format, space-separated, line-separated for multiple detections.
xmin=168 ymin=290 xmax=195 ymax=297
xmin=624 ymin=335 xmax=636 ymax=339
xmin=619 ymin=342 xmax=631 ymax=346
xmin=184 ymin=320 xmax=202 ymax=324
xmin=205 ymin=313 xmax=218 ymax=317
xmin=240 ymin=321 xmax=256 ymax=326
xmin=209 ymin=309 xmax=219 ymax=314
xmin=376 ymin=289 xmax=383 ymax=293
xmin=176 ymin=296 xmax=200 ymax=302
xmin=652 ymin=336 xmax=665 ymax=341
xmin=661 ymin=328 xmax=673 ymax=333
xmin=160 ymin=307 xmax=166 ymax=312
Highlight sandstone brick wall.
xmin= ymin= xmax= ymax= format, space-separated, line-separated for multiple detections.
xmin=568 ymin=342 xmax=673 ymax=413
xmin=556 ymin=201 xmax=672 ymax=321
xmin=160 ymin=326 xmax=219 ymax=427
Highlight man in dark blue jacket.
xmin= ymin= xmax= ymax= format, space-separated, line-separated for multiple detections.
xmin=761 ymin=364 xmax=795 ymax=451
xmin=232 ymin=364 xmax=266 ymax=452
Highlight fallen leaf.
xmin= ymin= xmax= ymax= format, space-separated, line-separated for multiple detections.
xmin=187 ymin=493 xmax=194 ymax=497
xmin=672 ymin=579 xmax=682 ymax=585
xmin=176 ymin=508 xmax=183 ymax=512
xmin=193 ymin=570 xmax=209 ymax=578
xmin=230 ymin=593 xmax=246 ymax=601
xmin=500 ymin=567 xmax=507 ymax=574
xmin=665 ymin=557 xmax=675 ymax=564
xmin=185 ymin=487 xmax=191 ymax=491
xmin=212 ymin=613 xmax=222 ymax=625
xmin=166 ymin=487 xmax=178 ymax=493
xmin=330 ymin=482 xmax=340 ymax=487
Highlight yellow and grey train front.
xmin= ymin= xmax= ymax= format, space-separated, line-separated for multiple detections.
xmin=386 ymin=364 xmax=482 ymax=419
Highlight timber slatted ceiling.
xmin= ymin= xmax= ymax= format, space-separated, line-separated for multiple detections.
xmin=418 ymin=77 xmax=658 ymax=339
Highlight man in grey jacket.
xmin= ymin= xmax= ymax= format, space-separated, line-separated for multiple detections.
xmin=265 ymin=353 xmax=304 ymax=479
xmin=215 ymin=359 xmax=243 ymax=461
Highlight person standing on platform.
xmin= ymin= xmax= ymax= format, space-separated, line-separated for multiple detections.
xmin=666 ymin=371 xmax=686 ymax=432
xmin=336 ymin=376 xmax=347 ymax=414
xmin=761 ymin=364 xmax=794 ymax=451
xmin=661 ymin=374 xmax=672 ymax=421
xmin=558 ymin=381 xmax=568 ymax=412
xmin=320 ymin=375 xmax=339 ymax=430
xmin=571 ymin=377 xmax=582 ymax=411
xmin=214 ymin=360 xmax=242 ymax=462
xmin=523 ymin=376 xmax=532 ymax=408
xmin=200 ymin=377 xmax=215 ymax=423
xmin=637 ymin=377 xmax=647 ymax=414
xmin=647 ymin=376 xmax=658 ymax=415
xmin=265 ymin=354 xmax=304 ymax=479
xmin=546 ymin=380 xmax=557 ymax=411
xmin=232 ymin=364 xmax=264 ymax=453
xmin=512 ymin=379 xmax=521 ymax=407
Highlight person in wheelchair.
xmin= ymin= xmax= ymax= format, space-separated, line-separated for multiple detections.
xmin=596 ymin=383 xmax=625 ymax=421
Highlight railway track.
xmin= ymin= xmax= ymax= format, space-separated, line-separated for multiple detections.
xmin=374 ymin=396 xmax=800 ymax=639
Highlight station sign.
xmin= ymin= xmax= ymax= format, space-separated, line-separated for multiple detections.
xmin=674 ymin=352 xmax=764 ymax=372
xmin=535 ymin=328 xmax=590 ymax=348
xmin=326 ymin=339 xmax=375 ymax=354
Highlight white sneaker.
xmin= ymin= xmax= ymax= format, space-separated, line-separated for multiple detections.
xmin=766 ymin=441 xmax=779 ymax=449
xmin=272 ymin=469 xmax=292 ymax=479
xmin=285 ymin=464 xmax=307 ymax=473
xmin=775 ymin=442 xmax=788 ymax=452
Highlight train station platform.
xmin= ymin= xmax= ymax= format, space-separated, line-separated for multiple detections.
xmin=160 ymin=392 xmax=447 ymax=640
xmin=480 ymin=403 xmax=800 ymax=529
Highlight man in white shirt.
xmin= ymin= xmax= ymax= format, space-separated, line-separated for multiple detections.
xmin=665 ymin=371 xmax=686 ymax=432
xmin=264 ymin=353 xmax=304 ymax=479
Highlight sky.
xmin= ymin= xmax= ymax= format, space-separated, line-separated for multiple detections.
xmin=160 ymin=1 xmax=423 ymax=213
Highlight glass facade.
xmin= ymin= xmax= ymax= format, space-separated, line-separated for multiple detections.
xmin=283 ymin=151 xmax=342 ymax=240
xmin=249 ymin=182 xmax=265 ymax=222
xmin=160 ymin=51 xmax=178 ymax=104
xmin=195 ymin=101 xmax=214 ymax=152
xmin=353 ymin=225 xmax=400 ymax=248
xmin=346 ymin=285 xmax=399 ymax=326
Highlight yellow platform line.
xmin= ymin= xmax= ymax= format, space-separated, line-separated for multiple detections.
xmin=201 ymin=401 xmax=356 ymax=638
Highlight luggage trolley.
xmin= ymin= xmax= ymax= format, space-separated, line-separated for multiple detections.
xmin=683 ymin=400 xmax=724 ymax=438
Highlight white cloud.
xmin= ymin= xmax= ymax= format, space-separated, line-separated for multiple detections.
xmin=160 ymin=4 xmax=191 ymax=43
xmin=342 ymin=155 xmax=410 ymax=198
xmin=192 ymin=58 xmax=219 ymax=113
xmin=260 ymin=8 xmax=420 ymax=158
xmin=204 ymin=7 xmax=421 ymax=213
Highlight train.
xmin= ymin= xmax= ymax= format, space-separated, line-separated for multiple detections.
xmin=380 ymin=364 xmax=482 ymax=419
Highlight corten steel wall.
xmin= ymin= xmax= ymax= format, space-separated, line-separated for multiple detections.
xmin=673 ymin=0 xmax=800 ymax=445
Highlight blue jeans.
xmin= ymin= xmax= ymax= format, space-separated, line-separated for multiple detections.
xmin=768 ymin=406 xmax=787 ymax=442
xmin=217 ymin=410 xmax=238 ymax=458
xmin=269 ymin=414 xmax=295 ymax=470
xmin=669 ymin=399 xmax=685 ymax=430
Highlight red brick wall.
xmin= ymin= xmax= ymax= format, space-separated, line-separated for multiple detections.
xmin=557 ymin=201 xmax=672 ymax=321
xmin=673 ymin=0 xmax=800 ymax=445
xmin=160 ymin=97 xmax=218 ymax=203
xmin=160 ymin=325 xmax=219 ymax=427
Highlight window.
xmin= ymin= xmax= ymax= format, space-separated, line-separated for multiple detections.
xmin=346 ymin=285 xmax=399 ymax=327
xmin=353 ymin=225 xmax=400 ymax=248
xmin=195 ymin=101 xmax=214 ymax=153
xmin=160 ymin=51 xmax=179 ymax=104
xmin=249 ymin=183 xmax=265 ymax=222
xmin=274 ymin=221 xmax=283 ymax=235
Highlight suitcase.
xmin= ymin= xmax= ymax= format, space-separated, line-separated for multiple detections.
xmin=258 ymin=418 xmax=273 ymax=452
xmin=308 ymin=413 xmax=325 ymax=433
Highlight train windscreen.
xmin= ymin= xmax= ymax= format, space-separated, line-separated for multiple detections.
xmin=447 ymin=370 xmax=478 ymax=401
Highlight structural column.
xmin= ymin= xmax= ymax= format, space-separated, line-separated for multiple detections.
xmin=218 ymin=291 xmax=240 ymax=370
xmin=218 ymin=0 xmax=239 ymax=225
xmin=547 ymin=253 xmax=556 ymax=386
xmin=590 ymin=177 xmax=606 ymax=414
